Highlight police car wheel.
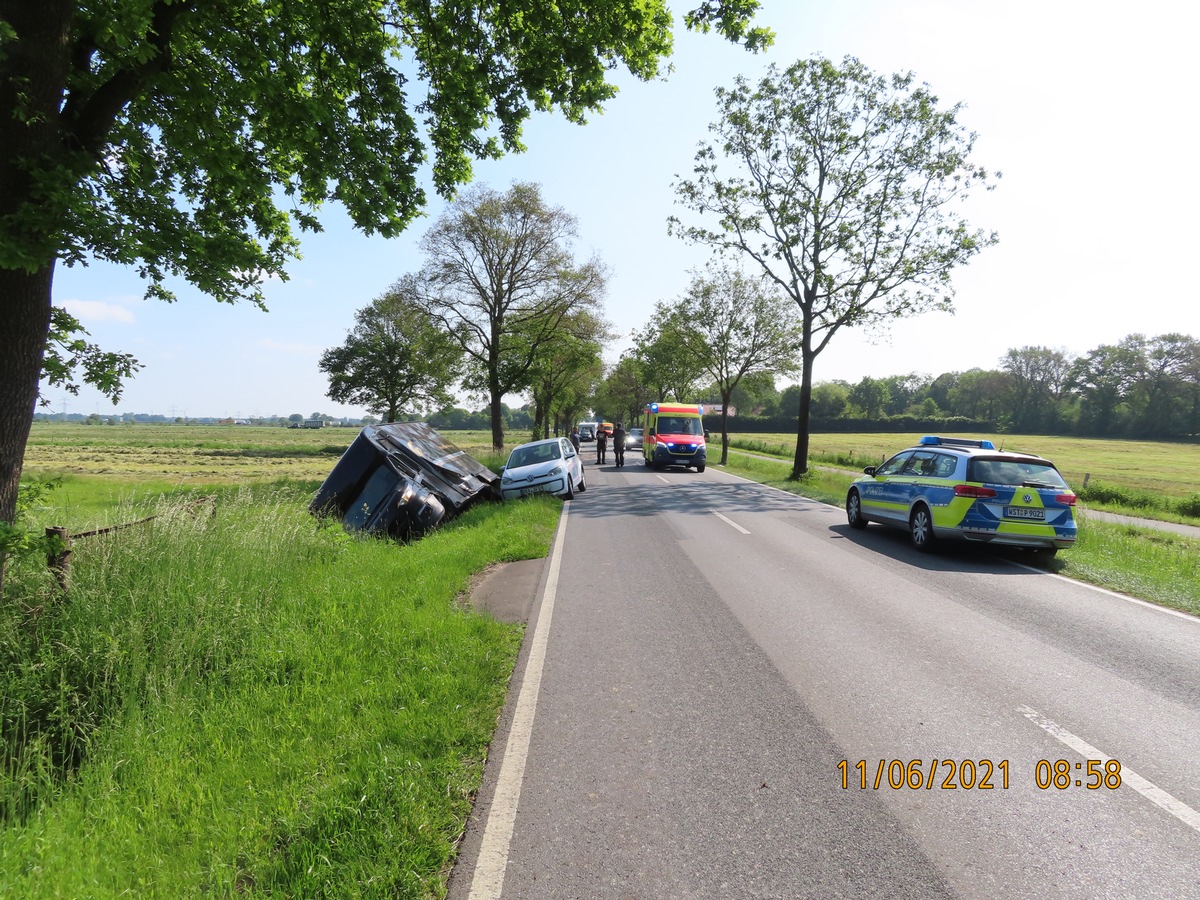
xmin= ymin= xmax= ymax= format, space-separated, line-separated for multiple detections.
xmin=846 ymin=490 xmax=868 ymax=529
xmin=909 ymin=505 xmax=935 ymax=552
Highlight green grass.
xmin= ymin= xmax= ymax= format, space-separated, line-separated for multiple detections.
xmin=714 ymin=452 xmax=1200 ymax=618
xmin=0 ymin=486 xmax=561 ymax=898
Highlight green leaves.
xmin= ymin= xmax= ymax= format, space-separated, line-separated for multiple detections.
xmin=40 ymin=307 xmax=142 ymax=405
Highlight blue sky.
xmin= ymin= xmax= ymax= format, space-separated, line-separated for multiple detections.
xmin=48 ymin=0 xmax=1199 ymax=420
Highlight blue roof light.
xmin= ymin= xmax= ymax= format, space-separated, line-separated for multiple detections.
xmin=922 ymin=435 xmax=996 ymax=450
xmin=650 ymin=402 xmax=659 ymax=413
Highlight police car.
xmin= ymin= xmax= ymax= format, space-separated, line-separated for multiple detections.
xmin=845 ymin=436 xmax=1077 ymax=556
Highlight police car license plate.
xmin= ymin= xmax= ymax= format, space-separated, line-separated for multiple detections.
xmin=1005 ymin=507 xmax=1044 ymax=520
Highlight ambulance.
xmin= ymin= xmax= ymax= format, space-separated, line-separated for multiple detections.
xmin=642 ymin=402 xmax=707 ymax=472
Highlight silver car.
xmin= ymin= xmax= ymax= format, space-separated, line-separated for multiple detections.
xmin=500 ymin=437 xmax=586 ymax=500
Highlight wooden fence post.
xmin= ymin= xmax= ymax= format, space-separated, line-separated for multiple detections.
xmin=46 ymin=526 xmax=71 ymax=591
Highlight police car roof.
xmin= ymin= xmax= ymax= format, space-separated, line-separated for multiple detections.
xmin=915 ymin=436 xmax=1049 ymax=461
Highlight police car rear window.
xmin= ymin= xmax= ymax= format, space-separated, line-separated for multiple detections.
xmin=969 ymin=458 xmax=1067 ymax=488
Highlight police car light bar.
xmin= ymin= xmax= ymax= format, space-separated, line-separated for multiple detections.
xmin=920 ymin=435 xmax=996 ymax=450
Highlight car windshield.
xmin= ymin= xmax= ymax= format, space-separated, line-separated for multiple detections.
xmin=969 ymin=458 xmax=1068 ymax=488
xmin=657 ymin=417 xmax=702 ymax=435
xmin=507 ymin=443 xmax=561 ymax=469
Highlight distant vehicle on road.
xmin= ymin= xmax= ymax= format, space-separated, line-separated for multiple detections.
xmin=846 ymin=435 xmax=1077 ymax=556
xmin=577 ymin=423 xmax=597 ymax=442
xmin=625 ymin=426 xmax=644 ymax=452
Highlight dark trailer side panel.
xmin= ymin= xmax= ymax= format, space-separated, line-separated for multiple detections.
xmin=310 ymin=423 xmax=499 ymax=540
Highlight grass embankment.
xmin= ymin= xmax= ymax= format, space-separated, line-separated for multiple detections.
xmin=0 ymin=485 xmax=560 ymax=897
xmin=715 ymin=449 xmax=1200 ymax=619
xmin=724 ymin=432 xmax=1200 ymax=525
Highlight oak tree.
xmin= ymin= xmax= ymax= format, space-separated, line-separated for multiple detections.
xmin=671 ymin=55 xmax=997 ymax=477
xmin=319 ymin=278 xmax=462 ymax=423
xmin=412 ymin=182 xmax=607 ymax=449
xmin=670 ymin=265 xmax=801 ymax=464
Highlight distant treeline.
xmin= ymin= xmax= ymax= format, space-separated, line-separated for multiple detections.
xmin=698 ymin=334 xmax=1199 ymax=440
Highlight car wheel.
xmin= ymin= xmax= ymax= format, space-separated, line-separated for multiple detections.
xmin=696 ymin=463 xmax=706 ymax=473
xmin=846 ymin=490 xmax=868 ymax=529
xmin=577 ymin=472 xmax=586 ymax=493
xmin=563 ymin=477 xmax=574 ymax=500
xmin=909 ymin=505 xmax=935 ymax=552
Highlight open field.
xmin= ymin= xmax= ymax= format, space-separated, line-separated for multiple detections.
xmin=21 ymin=423 xmax=504 ymax=529
xmin=724 ymin=431 xmax=1200 ymax=500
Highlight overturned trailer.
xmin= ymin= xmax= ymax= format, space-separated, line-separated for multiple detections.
xmin=310 ymin=423 xmax=500 ymax=540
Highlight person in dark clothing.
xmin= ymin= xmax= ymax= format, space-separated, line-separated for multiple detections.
xmin=596 ymin=426 xmax=607 ymax=464
xmin=569 ymin=425 xmax=581 ymax=453
xmin=612 ymin=422 xmax=626 ymax=468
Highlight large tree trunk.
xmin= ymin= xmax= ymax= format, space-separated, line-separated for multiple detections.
xmin=1 ymin=5 xmax=71 ymax=525
xmin=0 ymin=264 xmax=56 ymax=594
xmin=489 ymin=381 xmax=505 ymax=451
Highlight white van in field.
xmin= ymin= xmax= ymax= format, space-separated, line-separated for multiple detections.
xmin=577 ymin=422 xmax=597 ymax=442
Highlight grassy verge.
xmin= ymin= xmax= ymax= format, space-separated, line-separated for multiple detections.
xmin=715 ymin=454 xmax=1200 ymax=618
xmin=0 ymin=486 xmax=560 ymax=897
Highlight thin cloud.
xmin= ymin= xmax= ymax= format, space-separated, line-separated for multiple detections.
xmin=60 ymin=299 xmax=136 ymax=323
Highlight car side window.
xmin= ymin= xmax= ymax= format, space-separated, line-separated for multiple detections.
xmin=875 ymin=452 xmax=912 ymax=477
xmin=901 ymin=451 xmax=939 ymax=477
xmin=934 ymin=454 xmax=957 ymax=478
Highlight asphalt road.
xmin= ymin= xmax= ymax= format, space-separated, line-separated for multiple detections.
xmin=450 ymin=461 xmax=1200 ymax=899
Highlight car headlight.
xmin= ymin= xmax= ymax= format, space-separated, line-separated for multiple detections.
xmin=548 ymin=465 xmax=562 ymax=475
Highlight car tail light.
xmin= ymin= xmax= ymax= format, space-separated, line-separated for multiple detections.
xmin=1056 ymin=493 xmax=1077 ymax=506
xmin=954 ymin=484 xmax=997 ymax=498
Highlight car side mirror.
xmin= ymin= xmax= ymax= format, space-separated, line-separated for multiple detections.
xmin=863 ymin=466 xmax=876 ymax=476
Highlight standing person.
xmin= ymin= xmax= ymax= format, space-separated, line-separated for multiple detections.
xmin=569 ymin=425 xmax=581 ymax=454
xmin=596 ymin=424 xmax=608 ymax=465
xmin=612 ymin=421 xmax=626 ymax=468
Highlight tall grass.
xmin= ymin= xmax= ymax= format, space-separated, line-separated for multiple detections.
xmin=0 ymin=486 xmax=559 ymax=897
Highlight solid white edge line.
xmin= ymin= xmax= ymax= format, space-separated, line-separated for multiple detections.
xmin=467 ymin=502 xmax=569 ymax=900
xmin=655 ymin=474 xmax=670 ymax=484
xmin=1019 ymin=705 xmax=1200 ymax=835
xmin=710 ymin=509 xmax=750 ymax=534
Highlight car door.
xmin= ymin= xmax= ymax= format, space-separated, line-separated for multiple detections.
xmin=859 ymin=451 xmax=913 ymax=523
xmin=898 ymin=450 xmax=941 ymax=516
xmin=560 ymin=438 xmax=581 ymax=487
